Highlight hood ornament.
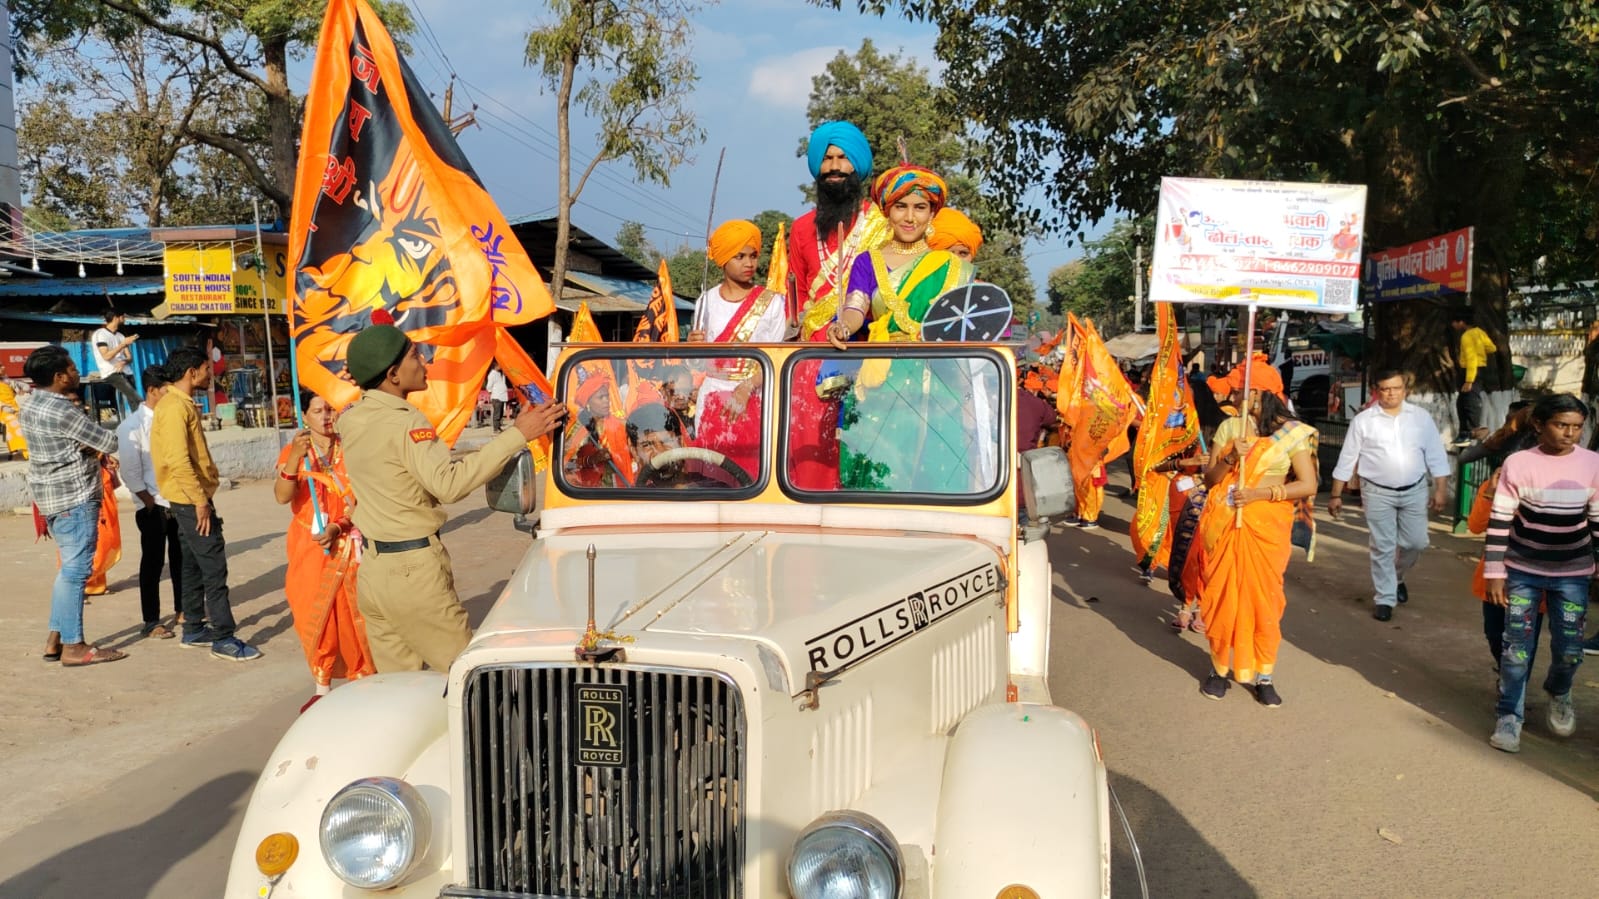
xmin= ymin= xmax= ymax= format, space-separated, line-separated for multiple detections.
xmin=575 ymin=543 xmax=632 ymax=663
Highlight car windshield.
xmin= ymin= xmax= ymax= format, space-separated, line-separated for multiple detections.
xmin=781 ymin=349 xmax=1007 ymax=502
xmin=555 ymin=349 xmax=768 ymax=494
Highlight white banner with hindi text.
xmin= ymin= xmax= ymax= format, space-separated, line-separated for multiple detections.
xmin=1151 ymin=177 xmax=1368 ymax=312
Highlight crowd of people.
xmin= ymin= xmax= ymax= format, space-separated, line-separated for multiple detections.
xmin=12 ymin=118 xmax=1599 ymax=744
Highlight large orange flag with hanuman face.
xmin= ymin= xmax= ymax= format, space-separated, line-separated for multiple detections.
xmin=289 ymin=0 xmax=554 ymax=444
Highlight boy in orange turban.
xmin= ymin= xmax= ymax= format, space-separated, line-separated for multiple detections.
xmin=927 ymin=207 xmax=984 ymax=262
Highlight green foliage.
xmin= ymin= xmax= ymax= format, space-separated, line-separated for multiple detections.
xmin=665 ymin=243 xmax=711 ymax=300
xmin=18 ymin=83 xmax=133 ymax=227
xmin=524 ymin=0 xmax=706 ymax=190
xmin=750 ymin=208 xmax=793 ymax=283
xmin=614 ymin=221 xmax=655 ymax=267
xmin=1045 ymin=218 xmax=1153 ymax=336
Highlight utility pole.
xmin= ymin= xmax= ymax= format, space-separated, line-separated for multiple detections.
xmin=1133 ymin=236 xmax=1145 ymax=332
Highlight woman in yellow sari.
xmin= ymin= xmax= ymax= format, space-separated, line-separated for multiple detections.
xmin=1191 ymin=356 xmax=1318 ymax=707
xmin=0 ymin=380 xmax=27 ymax=459
xmin=274 ymin=391 xmax=373 ymax=705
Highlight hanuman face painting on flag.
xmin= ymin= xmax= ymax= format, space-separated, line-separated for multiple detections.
xmin=289 ymin=0 xmax=550 ymax=440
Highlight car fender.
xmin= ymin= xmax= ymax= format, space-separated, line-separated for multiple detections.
xmin=223 ymin=673 xmax=453 ymax=898
xmin=932 ymin=702 xmax=1110 ymax=899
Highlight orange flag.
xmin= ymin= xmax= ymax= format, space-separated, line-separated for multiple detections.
xmin=765 ymin=221 xmax=789 ymax=297
xmin=1130 ymin=303 xmax=1200 ymax=567
xmin=632 ymin=259 xmax=679 ymax=342
xmin=1055 ymin=313 xmax=1089 ymax=426
xmin=289 ymin=0 xmax=554 ymax=445
xmin=1068 ymin=318 xmax=1138 ymax=472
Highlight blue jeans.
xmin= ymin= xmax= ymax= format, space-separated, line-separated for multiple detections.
xmin=46 ymin=496 xmax=102 ymax=644
xmin=1496 ymin=570 xmax=1589 ymax=721
xmin=1362 ymin=479 xmax=1429 ymax=607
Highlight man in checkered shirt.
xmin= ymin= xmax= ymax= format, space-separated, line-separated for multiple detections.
xmin=20 ymin=345 xmax=127 ymax=666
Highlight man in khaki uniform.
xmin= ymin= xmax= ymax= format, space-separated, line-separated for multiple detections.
xmin=338 ymin=325 xmax=565 ymax=672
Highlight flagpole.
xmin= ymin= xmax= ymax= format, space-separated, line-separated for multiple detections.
xmin=252 ymin=198 xmax=280 ymax=430
xmin=1234 ymin=302 xmax=1258 ymax=529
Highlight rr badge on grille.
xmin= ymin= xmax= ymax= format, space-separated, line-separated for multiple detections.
xmin=574 ymin=684 xmax=628 ymax=767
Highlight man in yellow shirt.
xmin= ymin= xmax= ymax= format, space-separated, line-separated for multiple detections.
xmin=152 ymin=345 xmax=260 ymax=661
xmin=1451 ymin=311 xmax=1497 ymax=442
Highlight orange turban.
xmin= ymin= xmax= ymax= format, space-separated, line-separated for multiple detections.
xmin=928 ymin=208 xmax=983 ymax=254
xmin=1212 ymin=353 xmax=1284 ymax=400
xmin=707 ymin=220 xmax=762 ymax=267
xmin=575 ymin=373 xmax=613 ymax=406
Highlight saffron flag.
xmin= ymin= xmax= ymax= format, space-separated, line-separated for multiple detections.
xmin=1055 ymin=313 xmax=1088 ymax=426
xmin=1130 ymin=302 xmax=1200 ymax=569
xmin=289 ymin=0 xmax=554 ymax=445
xmin=766 ymin=221 xmax=789 ymax=299
xmin=1067 ymin=318 xmax=1138 ymax=486
xmin=633 ymin=259 xmax=679 ymax=342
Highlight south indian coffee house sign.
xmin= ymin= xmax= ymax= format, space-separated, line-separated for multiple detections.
xmin=159 ymin=231 xmax=289 ymax=315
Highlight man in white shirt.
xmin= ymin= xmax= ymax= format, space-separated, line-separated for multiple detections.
xmin=117 ymin=365 xmax=183 ymax=638
xmin=1327 ymin=369 xmax=1452 ymax=621
xmin=91 ymin=309 xmax=144 ymax=410
xmin=485 ymin=363 xmax=509 ymax=432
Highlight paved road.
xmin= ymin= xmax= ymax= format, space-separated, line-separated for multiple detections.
xmin=2 ymin=478 xmax=1596 ymax=897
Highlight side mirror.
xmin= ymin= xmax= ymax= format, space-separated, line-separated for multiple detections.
xmin=1020 ymin=446 xmax=1075 ymax=523
xmin=485 ymin=448 xmax=537 ymax=515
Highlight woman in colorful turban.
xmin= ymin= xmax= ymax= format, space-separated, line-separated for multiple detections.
xmin=818 ymin=165 xmax=985 ymax=493
xmin=688 ymin=219 xmax=786 ymax=476
xmin=927 ymin=207 xmax=984 ymax=262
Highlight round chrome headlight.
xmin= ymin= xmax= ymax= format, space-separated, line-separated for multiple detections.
xmin=787 ymin=810 xmax=902 ymax=899
xmin=319 ymin=777 xmax=431 ymax=889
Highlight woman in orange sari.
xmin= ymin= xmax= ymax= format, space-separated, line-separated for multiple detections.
xmin=83 ymin=465 xmax=122 ymax=596
xmin=1190 ymin=357 xmax=1318 ymax=707
xmin=274 ymin=392 xmax=373 ymax=703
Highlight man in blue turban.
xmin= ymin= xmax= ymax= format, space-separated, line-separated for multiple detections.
xmin=788 ymin=121 xmax=885 ymax=329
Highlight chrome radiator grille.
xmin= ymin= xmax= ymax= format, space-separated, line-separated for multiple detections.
xmin=462 ymin=665 xmax=746 ymax=898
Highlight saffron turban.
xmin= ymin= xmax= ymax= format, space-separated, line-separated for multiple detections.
xmin=575 ymin=373 xmax=613 ymax=406
xmin=707 ymin=220 xmax=762 ymax=267
xmin=1210 ymin=353 xmax=1285 ymax=400
xmin=928 ymin=207 xmax=983 ymax=254
xmin=872 ymin=165 xmax=948 ymax=213
xmin=806 ymin=121 xmax=873 ymax=179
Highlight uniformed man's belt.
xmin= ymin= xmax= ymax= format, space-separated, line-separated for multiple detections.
xmin=365 ymin=534 xmax=437 ymax=554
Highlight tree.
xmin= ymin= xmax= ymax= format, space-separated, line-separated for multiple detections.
xmin=799 ymin=39 xmax=1038 ymax=311
xmin=614 ymin=220 xmax=657 ymax=268
xmin=16 ymin=0 xmax=415 ymax=220
xmin=17 ymin=83 xmax=133 ymax=227
xmin=1045 ymin=218 xmax=1152 ymax=336
xmin=750 ymin=209 xmax=793 ymax=283
xmin=525 ymin=0 xmax=708 ymax=304
xmin=825 ymin=0 xmax=1599 ymax=389
xmin=665 ymin=243 xmax=708 ymax=303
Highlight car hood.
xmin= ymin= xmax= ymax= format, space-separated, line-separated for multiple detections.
xmin=474 ymin=528 xmax=1007 ymax=695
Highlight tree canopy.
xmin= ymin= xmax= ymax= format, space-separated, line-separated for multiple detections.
xmin=820 ymin=0 xmax=1599 ymax=387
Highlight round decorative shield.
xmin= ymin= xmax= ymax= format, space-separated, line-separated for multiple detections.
xmin=920 ymin=283 xmax=1014 ymax=342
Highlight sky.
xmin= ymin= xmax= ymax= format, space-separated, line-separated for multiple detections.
xmin=306 ymin=0 xmax=1085 ymax=292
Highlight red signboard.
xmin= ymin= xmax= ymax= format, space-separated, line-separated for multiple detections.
xmin=1363 ymin=227 xmax=1474 ymax=302
xmin=0 ymin=343 xmax=46 ymax=379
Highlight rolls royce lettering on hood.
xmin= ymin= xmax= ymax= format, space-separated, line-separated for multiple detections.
xmin=805 ymin=563 xmax=1002 ymax=673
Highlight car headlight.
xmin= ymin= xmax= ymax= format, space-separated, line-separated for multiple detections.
xmin=787 ymin=810 xmax=902 ymax=899
xmin=319 ymin=777 xmax=431 ymax=889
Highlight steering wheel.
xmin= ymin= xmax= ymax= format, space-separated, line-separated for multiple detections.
xmin=642 ymin=446 xmax=754 ymax=488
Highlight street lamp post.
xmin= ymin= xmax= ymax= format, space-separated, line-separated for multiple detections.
xmin=1133 ymin=236 xmax=1144 ymax=332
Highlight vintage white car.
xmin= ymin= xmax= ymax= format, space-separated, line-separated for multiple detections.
xmin=226 ymin=342 xmax=1111 ymax=898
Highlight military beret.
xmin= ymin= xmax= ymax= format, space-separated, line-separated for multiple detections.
xmin=346 ymin=324 xmax=410 ymax=387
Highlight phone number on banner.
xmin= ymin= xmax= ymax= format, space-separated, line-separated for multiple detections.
xmin=1177 ymin=255 xmax=1362 ymax=279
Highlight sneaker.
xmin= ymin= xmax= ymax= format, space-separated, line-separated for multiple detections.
xmin=1200 ymin=673 xmax=1230 ymax=701
xmin=1137 ymin=565 xmax=1154 ymax=585
xmin=180 ymin=628 xmax=219 ymax=648
xmin=1549 ymin=692 xmax=1577 ymax=737
xmin=1373 ymin=604 xmax=1393 ymax=622
xmin=1583 ymin=634 xmax=1599 ymax=656
xmin=1489 ymin=714 xmax=1522 ymax=753
xmin=1396 ymin=582 xmax=1409 ymax=604
xmin=210 ymin=637 xmax=263 ymax=662
xmin=1254 ymin=681 xmax=1283 ymax=708
xmin=1077 ymin=519 xmax=1100 ymax=530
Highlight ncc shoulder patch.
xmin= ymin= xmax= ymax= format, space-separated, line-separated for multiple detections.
xmin=408 ymin=427 xmax=437 ymax=444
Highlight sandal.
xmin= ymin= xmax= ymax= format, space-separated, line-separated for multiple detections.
xmin=60 ymin=646 xmax=128 ymax=667
xmin=142 ymin=623 xmax=175 ymax=640
xmin=43 ymin=631 xmax=62 ymax=662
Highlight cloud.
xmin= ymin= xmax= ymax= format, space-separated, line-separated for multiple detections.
xmin=747 ymin=46 xmax=845 ymax=109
